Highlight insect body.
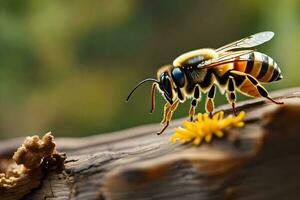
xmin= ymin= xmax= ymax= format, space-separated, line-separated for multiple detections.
xmin=126 ymin=32 xmax=283 ymax=134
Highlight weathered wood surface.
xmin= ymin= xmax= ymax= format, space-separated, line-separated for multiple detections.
xmin=1 ymin=87 xmax=300 ymax=200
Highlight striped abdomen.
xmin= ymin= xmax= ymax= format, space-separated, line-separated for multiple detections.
xmin=233 ymin=52 xmax=282 ymax=83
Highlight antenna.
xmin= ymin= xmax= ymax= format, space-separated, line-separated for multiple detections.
xmin=126 ymin=78 xmax=159 ymax=102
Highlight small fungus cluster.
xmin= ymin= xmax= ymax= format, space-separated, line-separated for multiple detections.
xmin=170 ymin=111 xmax=245 ymax=145
xmin=0 ymin=132 xmax=59 ymax=188
xmin=13 ymin=132 xmax=56 ymax=169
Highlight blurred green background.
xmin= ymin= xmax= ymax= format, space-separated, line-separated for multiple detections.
xmin=0 ymin=0 xmax=299 ymax=139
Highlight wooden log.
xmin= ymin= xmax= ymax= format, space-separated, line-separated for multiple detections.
xmin=1 ymin=87 xmax=300 ymax=200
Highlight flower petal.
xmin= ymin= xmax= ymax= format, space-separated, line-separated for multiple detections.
xmin=205 ymin=134 xmax=212 ymax=142
xmin=170 ymin=110 xmax=245 ymax=145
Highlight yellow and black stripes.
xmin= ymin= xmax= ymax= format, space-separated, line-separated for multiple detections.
xmin=230 ymin=70 xmax=270 ymax=98
xmin=189 ymin=85 xmax=201 ymax=121
xmin=226 ymin=76 xmax=237 ymax=115
xmin=244 ymin=52 xmax=255 ymax=74
xmin=256 ymin=54 xmax=269 ymax=79
xmin=154 ymin=49 xmax=283 ymax=129
xmin=205 ymin=85 xmax=216 ymax=116
xmin=233 ymin=52 xmax=282 ymax=83
xmin=226 ymin=77 xmax=236 ymax=100
xmin=269 ymin=61 xmax=282 ymax=82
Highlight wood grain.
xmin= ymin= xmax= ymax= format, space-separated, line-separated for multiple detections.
xmin=1 ymin=87 xmax=300 ymax=200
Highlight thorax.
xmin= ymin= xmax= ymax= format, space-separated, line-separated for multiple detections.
xmin=173 ymin=48 xmax=218 ymax=68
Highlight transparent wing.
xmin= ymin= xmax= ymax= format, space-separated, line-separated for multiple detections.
xmin=215 ymin=50 xmax=254 ymax=62
xmin=216 ymin=31 xmax=274 ymax=53
xmin=198 ymin=50 xmax=254 ymax=69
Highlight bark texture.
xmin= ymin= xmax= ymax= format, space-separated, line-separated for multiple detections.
xmin=1 ymin=87 xmax=300 ymax=200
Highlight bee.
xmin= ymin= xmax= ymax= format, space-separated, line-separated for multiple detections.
xmin=126 ymin=31 xmax=283 ymax=135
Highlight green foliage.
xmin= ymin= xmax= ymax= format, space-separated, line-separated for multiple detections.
xmin=0 ymin=0 xmax=299 ymax=138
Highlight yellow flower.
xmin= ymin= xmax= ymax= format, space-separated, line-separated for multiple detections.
xmin=170 ymin=111 xmax=245 ymax=145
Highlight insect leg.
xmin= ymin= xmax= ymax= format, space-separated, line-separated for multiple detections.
xmin=157 ymin=100 xmax=180 ymax=135
xmin=256 ymin=84 xmax=284 ymax=104
xmin=157 ymin=121 xmax=169 ymax=135
xmin=226 ymin=76 xmax=237 ymax=116
xmin=230 ymin=70 xmax=284 ymax=105
xmin=189 ymin=85 xmax=201 ymax=121
xmin=205 ymin=85 xmax=216 ymax=118
xmin=161 ymin=102 xmax=171 ymax=124
xmin=150 ymin=83 xmax=157 ymax=113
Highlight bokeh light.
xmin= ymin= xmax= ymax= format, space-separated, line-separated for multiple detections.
xmin=0 ymin=0 xmax=299 ymax=138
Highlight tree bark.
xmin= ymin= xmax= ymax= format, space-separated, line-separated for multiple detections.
xmin=1 ymin=87 xmax=300 ymax=200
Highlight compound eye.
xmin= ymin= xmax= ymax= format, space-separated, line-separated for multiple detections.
xmin=160 ymin=73 xmax=172 ymax=100
xmin=171 ymin=68 xmax=185 ymax=88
